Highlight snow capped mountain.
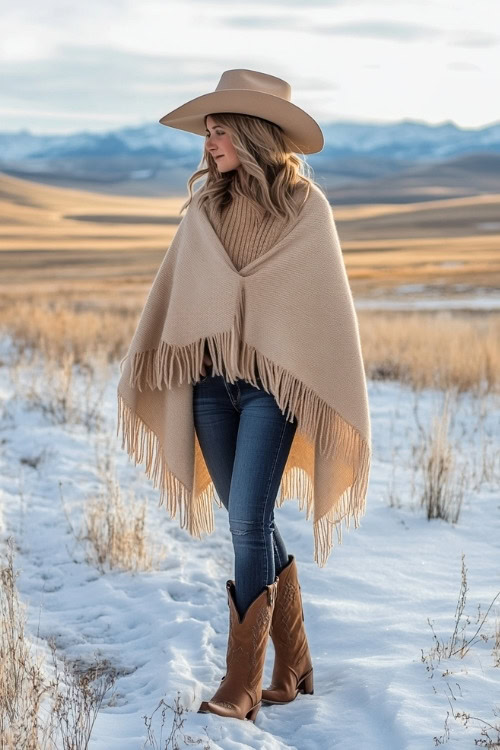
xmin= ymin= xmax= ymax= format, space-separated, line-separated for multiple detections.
xmin=1 ymin=118 xmax=499 ymax=200
xmin=1 ymin=118 xmax=499 ymax=162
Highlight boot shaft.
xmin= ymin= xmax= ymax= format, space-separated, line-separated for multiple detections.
xmin=225 ymin=579 xmax=278 ymax=678
xmin=270 ymin=556 xmax=312 ymax=669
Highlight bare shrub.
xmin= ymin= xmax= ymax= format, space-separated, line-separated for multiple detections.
xmin=0 ymin=537 xmax=117 ymax=749
xmin=419 ymin=390 xmax=466 ymax=523
xmin=433 ymin=693 xmax=500 ymax=748
xmin=46 ymin=638 xmax=117 ymax=750
xmin=143 ymin=691 xmax=213 ymax=750
xmin=366 ymin=356 xmax=409 ymax=382
xmin=60 ymin=436 xmax=167 ymax=574
xmin=9 ymin=347 xmax=108 ymax=432
xmin=449 ymin=707 xmax=500 ymax=748
xmin=422 ymin=554 xmax=500 ymax=669
xmin=0 ymin=538 xmax=52 ymax=748
xmin=81 ymin=480 xmax=157 ymax=573
xmin=421 ymin=555 xmax=500 ymax=747
xmin=387 ymin=387 xmax=499 ymax=515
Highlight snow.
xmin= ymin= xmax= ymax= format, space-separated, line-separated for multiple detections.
xmin=355 ymin=287 xmax=500 ymax=311
xmin=0 ymin=340 xmax=499 ymax=749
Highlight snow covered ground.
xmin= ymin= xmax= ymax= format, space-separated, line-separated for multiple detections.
xmin=0 ymin=339 xmax=499 ymax=749
xmin=354 ymin=286 xmax=500 ymax=311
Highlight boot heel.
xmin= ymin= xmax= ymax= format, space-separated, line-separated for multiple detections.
xmin=298 ymin=668 xmax=314 ymax=695
xmin=246 ymin=702 xmax=261 ymax=722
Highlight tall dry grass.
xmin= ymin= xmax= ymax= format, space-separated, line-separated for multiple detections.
xmin=419 ymin=390 xmax=466 ymax=523
xmin=8 ymin=347 xmax=109 ymax=431
xmin=361 ymin=310 xmax=500 ymax=395
xmin=59 ymin=434 xmax=168 ymax=573
xmin=0 ymin=297 xmax=138 ymax=368
xmin=0 ymin=297 xmax=499 ymax=396
xmin=0 ymin=538 xmax=50 ymax=748
xmin=0 ymin=537 xmax=117 ymax=749
xmin=386 ymin=384 xmax=499 ymax=520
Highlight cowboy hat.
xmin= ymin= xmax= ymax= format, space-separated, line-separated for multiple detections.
xmin=158 ymin=68 xmax=324 ymax=155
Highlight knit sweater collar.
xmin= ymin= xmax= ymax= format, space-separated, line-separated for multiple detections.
xmin=200 ymin=182 xmax=310 ymax=276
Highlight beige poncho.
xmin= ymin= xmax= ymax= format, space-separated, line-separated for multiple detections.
xmin=116 ymin=181 xmax=372 ymax=566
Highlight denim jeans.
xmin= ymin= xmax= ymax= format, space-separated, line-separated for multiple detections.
xmin=193 ymin=365 xmax=298 ymax=618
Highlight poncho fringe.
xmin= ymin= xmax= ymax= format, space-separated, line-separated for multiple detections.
xmin=117 ymin=282 xmax=370 ymax=567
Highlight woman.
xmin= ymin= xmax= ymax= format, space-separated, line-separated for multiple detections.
xmin=193 ymin=111 xmax=313 ymax=720
xmin=117 ymin=69 xmax=371 ymax=724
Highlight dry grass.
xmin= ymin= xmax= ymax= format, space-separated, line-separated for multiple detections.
xmin=386 ymin=386 xmax=499 ymax=520
xmin=46 ymin=639 xmax=117 ymax=750
xmin=419 ymin=391 xmax=466 ymax=523
xmin=8 ymin=347 xmax=109 ymax=432
xmin=1 ymin=173 xmax=499 ymax=396
xmin=0 ymin=297 xmax=499 ymax=399
xmin=60 ymin=436 xmax=168 ymax=574
xmin=0 ymin=297 xmax=137 ymax=367
xmin=421 ymin=555 xmax=500 ymax=747
xmin=143 ymin=691 xmax=213 ymax=749
xmin=362 ymin=310 xmax=500 ymax=395
xmin=0 ymin=538 xmax=50 ymax=748
xmin=75 ymin=480 xmax=165 ymax=574
xmin=422 ymin=555 xmax=500 ymax=666
xmin=0 ymin=537 xmax=117 ymax=749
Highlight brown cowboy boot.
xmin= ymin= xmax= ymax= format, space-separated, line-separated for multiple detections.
xmin=261 ymin=555 xmax=314 ymax=704
xmin=198 ymin=576 xmax=278 ymax=722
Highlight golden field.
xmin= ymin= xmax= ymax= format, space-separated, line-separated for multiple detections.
xmin=0 ymin=171 xmax=499 ymax=394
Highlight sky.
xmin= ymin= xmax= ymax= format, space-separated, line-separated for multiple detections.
xmin=1 ymin=0 xmax=500 ymax=135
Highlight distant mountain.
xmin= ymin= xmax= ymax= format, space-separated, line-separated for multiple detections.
xmin=1 ymin=119 xmax=499 ymax=202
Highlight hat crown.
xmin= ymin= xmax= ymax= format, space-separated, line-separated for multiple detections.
xmin=215 ymin=69 xmax=292 ymax=103
xmin=158 ymin=67 xmax=324 ymax=154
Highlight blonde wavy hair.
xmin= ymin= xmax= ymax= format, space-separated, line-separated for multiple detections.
xmin=179 ymin=112 xmax=320 ymax=223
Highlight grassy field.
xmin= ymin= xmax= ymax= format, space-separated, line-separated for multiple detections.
xmin=1 ymin=172 xmax=499 ymax=298
xmin=0 ymin=171 xmax=499 ymax=396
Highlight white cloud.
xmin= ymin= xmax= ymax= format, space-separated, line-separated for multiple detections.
xmin=1 ymin=0 xmax=499 ymax=132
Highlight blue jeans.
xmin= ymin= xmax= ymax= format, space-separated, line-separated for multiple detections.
xmin=193 ymin=365 xmax=298 ymax=618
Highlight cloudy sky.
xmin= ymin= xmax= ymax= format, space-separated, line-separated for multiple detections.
xmin=2 ymin=0 xmax=499 ymax=134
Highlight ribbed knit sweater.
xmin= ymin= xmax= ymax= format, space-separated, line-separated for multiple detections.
xmin=208 ymin=192 xmax=292 ymax=271
xmin=202 ymin=185 xmax=306 ymax=365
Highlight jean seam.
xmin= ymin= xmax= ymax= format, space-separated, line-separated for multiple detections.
xmin=223 ymin=378 xmax=240 ymax=413
xmin=261 ymin=418 xmax=288 ymax=586
xmin=272 ymin=534 xmax=280 ymax=568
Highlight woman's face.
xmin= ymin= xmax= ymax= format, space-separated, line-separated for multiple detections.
xmin=205 ymin=115 xmax=241 ymax=173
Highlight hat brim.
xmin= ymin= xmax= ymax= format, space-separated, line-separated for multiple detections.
xmin=159 ymin=89 xmax=324 ymax=154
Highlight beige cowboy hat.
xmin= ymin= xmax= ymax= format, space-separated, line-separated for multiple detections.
xmin=158 ymin=68 xmax=324 ymax=155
